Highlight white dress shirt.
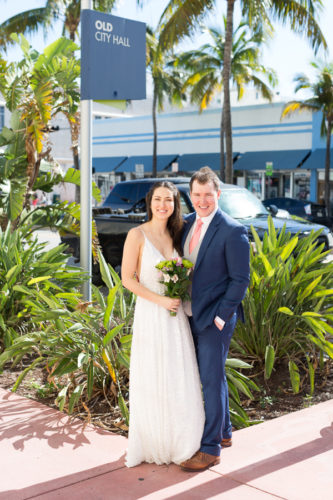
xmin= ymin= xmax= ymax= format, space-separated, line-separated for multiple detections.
xmin=189 ymin=208 xmax=225 ymax=330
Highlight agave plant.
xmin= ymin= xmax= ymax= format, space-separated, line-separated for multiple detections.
xmin=232 ymin=217 xmax=333 ymax=394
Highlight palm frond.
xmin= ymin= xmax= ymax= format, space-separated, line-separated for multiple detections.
xmin=270 ymin=0 xmax=326 ymax=54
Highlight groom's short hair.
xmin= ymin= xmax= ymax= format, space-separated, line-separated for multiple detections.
xmin=190 ymin=166 xmax=220 ymax=192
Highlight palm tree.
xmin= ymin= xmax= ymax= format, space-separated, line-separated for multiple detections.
xmin=0 ymin=0 xmax=117 ymax=46
xmin=158 ymin=0 xmax=326 ymax=183
xmin=0 ymin=34 xmax=80 ymax=228
xmin=175 ymin=19 xmax=276 ymax=180
xmin=0 ymin=0 xmax=117 ymax=194
xmin=282 ymin=61 xmax=333 ymax=216
xmin=146 ymin=27 xmax=185 ymax=177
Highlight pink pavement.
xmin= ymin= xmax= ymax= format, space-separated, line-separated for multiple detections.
xmin=0 ymin=387 xmax=332 ymax=500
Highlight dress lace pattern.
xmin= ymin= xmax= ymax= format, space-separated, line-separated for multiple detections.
xmin=125 ymin=232 xmax=205 ymax=467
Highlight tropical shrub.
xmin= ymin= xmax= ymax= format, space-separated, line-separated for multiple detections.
xmin=0 ymin=250 xmax=135 ymax=424
xmin=232 ymin=217 xmax=333 ymax=393
xmin=0 ymin=35 xmax=101 ymax=251
xmin=0 ymin=249 xmax=259 ymax=428
xmin=0 ymin=224 xmax=84 ymax=350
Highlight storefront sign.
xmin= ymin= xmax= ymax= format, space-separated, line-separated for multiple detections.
xmin=265 ymin=161 xmax=273 ymax=176
xmin=81 ymin=10 xmax=146 ymax=100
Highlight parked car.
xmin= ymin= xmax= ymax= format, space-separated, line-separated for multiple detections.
xmin=263 ymin=197 xmax=333 ymax=230
xmin=102 ymin=177 xmax=191 ymax=211
xmin=62 ymin=179 xmax=333 ymax=280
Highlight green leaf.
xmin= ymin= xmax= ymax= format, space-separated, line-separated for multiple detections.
xmin=264 ymin=344 xmax=275 ymax=379
xmin=289 ymin=361 xmax=300 ymax=394
xmin=119 ymin=334 xmax=133 ymax=345
xmin=306 ymin=356 xmax=315 ymax=396
xmin=28 ymin=276 xmax=52 ymax=285
xmin=103 ymin=324 xmax=125 ymax=346
xmin=68 ymin=385 xmax=84 ymax=414
xmin=225 ymin=358 xmax=253 ymax=369
xmin=87 ymin=360 xmax=94 ymax=399
xmin=63 ymin=167 xmax=101 ymax=202
xmin=103 ymin=283 xmax=121 ymax=329
xmin=56 ymin=385 xmax=69 ymax=411
xmin=280 ymin=236 xmax=298 ymax=261
xmin=12 ymin=357 xmax=44 ymax=391
xmin=118 ymin=393 xmax=129 ymax=426
xmin=77 ymin=352 xmax=89 ymax=368
xmin=278 ymin=307 xmax=294 ymax=316
xmin=98 ymin=248 xmax=114 ymax=290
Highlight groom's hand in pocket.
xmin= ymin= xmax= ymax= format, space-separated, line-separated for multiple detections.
xmin=214 ymin=316 xmax=225 ymax=331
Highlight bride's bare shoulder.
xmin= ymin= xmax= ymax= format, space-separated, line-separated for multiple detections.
xmin=127 ymin=225 xmax=145 ymax=243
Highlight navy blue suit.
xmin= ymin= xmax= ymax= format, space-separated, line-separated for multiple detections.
xmin=182 ymin=209 xmax=250 ymax=456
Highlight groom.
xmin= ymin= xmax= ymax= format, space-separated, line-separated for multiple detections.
xmin=180 ymin=167 xmax=250 ymax=472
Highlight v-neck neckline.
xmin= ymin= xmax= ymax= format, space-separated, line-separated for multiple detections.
xmin=141 ymin=230 xmax=175 ymax=261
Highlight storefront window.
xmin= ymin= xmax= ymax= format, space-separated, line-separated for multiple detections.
xmin=246 ymin=173 xmax=262 ymax=199
xmin=294 ymin=173 xmax=310 ymax=200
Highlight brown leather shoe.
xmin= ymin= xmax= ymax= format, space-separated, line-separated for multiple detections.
xmin=180 ymin=451 xmax=220 ymax=472
xmin=221 ymin=438 xmax=232 ymax=448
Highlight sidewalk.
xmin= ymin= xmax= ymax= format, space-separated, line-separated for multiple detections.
xmin=0 ymin=388 xmax=332 ymax=500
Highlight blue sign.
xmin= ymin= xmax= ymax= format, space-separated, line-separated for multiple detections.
xmin=81 ymin=10 xmax=146 ymax=100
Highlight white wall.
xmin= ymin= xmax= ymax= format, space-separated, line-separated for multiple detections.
xmin=92 ymin=102 xmax=313 ymax=159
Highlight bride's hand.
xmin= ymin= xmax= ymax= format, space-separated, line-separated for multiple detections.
xmin=160 ymin=296 xmax=181 ymax=313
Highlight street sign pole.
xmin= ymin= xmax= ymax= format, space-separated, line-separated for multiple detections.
xmin=80 ymin=7 xmax=145 ymax=301
xmin=81 ymin=0 xmax=93 ymax=301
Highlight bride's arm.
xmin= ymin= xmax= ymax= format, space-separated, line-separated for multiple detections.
xmin=121 ymin=227 xmax=180 ymax=312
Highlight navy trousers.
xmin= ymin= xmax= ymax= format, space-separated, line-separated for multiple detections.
xmin=190 ymin=313 xmax=237 ymax=457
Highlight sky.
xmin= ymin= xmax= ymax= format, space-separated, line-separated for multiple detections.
xmin=0 ymin=0 xmax=333 ymax=100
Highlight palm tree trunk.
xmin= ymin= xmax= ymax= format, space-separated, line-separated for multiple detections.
xmin=222 ymin=0 xmax=235 ymax=184
xmin=324 ymin=119 xmax=331 ymax=216
xmin=152 ymin=88 xmax=158 ymax=178
xmin=220 ymin=108 xmax=225 ymax=181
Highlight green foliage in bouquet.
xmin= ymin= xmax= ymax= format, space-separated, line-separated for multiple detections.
xmin=232 ymin=217 xmax=333 ymax=394
xmin=156 ymin=257 xmax=193 ymax=308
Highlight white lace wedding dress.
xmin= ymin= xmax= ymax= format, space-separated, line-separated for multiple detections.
xmin=125 ymin=232 xmax=205 ymax=467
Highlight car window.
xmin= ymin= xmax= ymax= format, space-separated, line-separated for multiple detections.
xmin=137 ymin=183 xmax=153 ymax=202
xmin=180 ymin=192 xmax=191 ymax=215
xmin=219 ymin=189 xmax=268 ymax=219
xmin=104 ymin=183 xmax=138 ymax=206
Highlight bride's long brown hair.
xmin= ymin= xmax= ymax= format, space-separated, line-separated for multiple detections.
xmin=146 ymin=181 xmax=184 ymax=256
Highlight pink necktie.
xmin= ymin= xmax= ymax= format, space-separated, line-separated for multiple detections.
xmin=189 ymin=218 xmax=203 ymax=254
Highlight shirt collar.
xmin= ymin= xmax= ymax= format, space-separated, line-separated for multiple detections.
xmin=196 ymin=207 xmax=218 ymax=225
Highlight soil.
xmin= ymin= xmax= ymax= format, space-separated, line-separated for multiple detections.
xmin=0 ymin=356 xmax=332 ymax=435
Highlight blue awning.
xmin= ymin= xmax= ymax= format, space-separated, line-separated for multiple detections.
xmin=115 ymin=155 xmax=178 ymax=173
xmin=92 ymin=156 xmax=127 ymax=173
xmin=175 ymin=153 xmax=239 ymax=173
xmin=234 ymin=150 xmax=311 ymax=171
xmin=300 ymin=148 xmax=333 ymax=169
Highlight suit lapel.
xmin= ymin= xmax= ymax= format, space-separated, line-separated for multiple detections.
xmin=182 ymin=213 xmax=196 ymax=249
xmin=195 ymin=210 xmax=223 ymax=270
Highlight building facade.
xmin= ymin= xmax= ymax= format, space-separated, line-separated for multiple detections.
xmin=92 ymin=101 xmax=332 ymax=207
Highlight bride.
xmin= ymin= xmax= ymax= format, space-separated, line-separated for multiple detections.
xmin=122 ymin=181 xmax=204 ymax=467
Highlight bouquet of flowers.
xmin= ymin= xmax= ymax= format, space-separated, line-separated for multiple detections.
xmin=155 ymin=257 xmax=194 ymax=316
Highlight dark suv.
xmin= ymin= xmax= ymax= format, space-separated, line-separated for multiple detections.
xmin=263 ymin=197 xmax=333 ymax=230
xmin=102 ymin=177 xmax=191 ymax=212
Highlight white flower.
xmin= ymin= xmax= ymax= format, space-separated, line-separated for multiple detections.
xmin=171 ymin=274 xmax=179 ymax=283
xmin=163 ymin=273 xmax=171 ymax=282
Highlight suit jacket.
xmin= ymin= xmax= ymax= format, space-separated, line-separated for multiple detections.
xmin=182 ymin=209 xmax=250 ymax=331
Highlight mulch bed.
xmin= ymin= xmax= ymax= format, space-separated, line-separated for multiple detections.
xmin=0 ymin=356 xmax=332 ymax=435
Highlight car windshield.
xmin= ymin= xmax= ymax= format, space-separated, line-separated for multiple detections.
xmin=219 ymin=189 xmax=268 ymax=219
